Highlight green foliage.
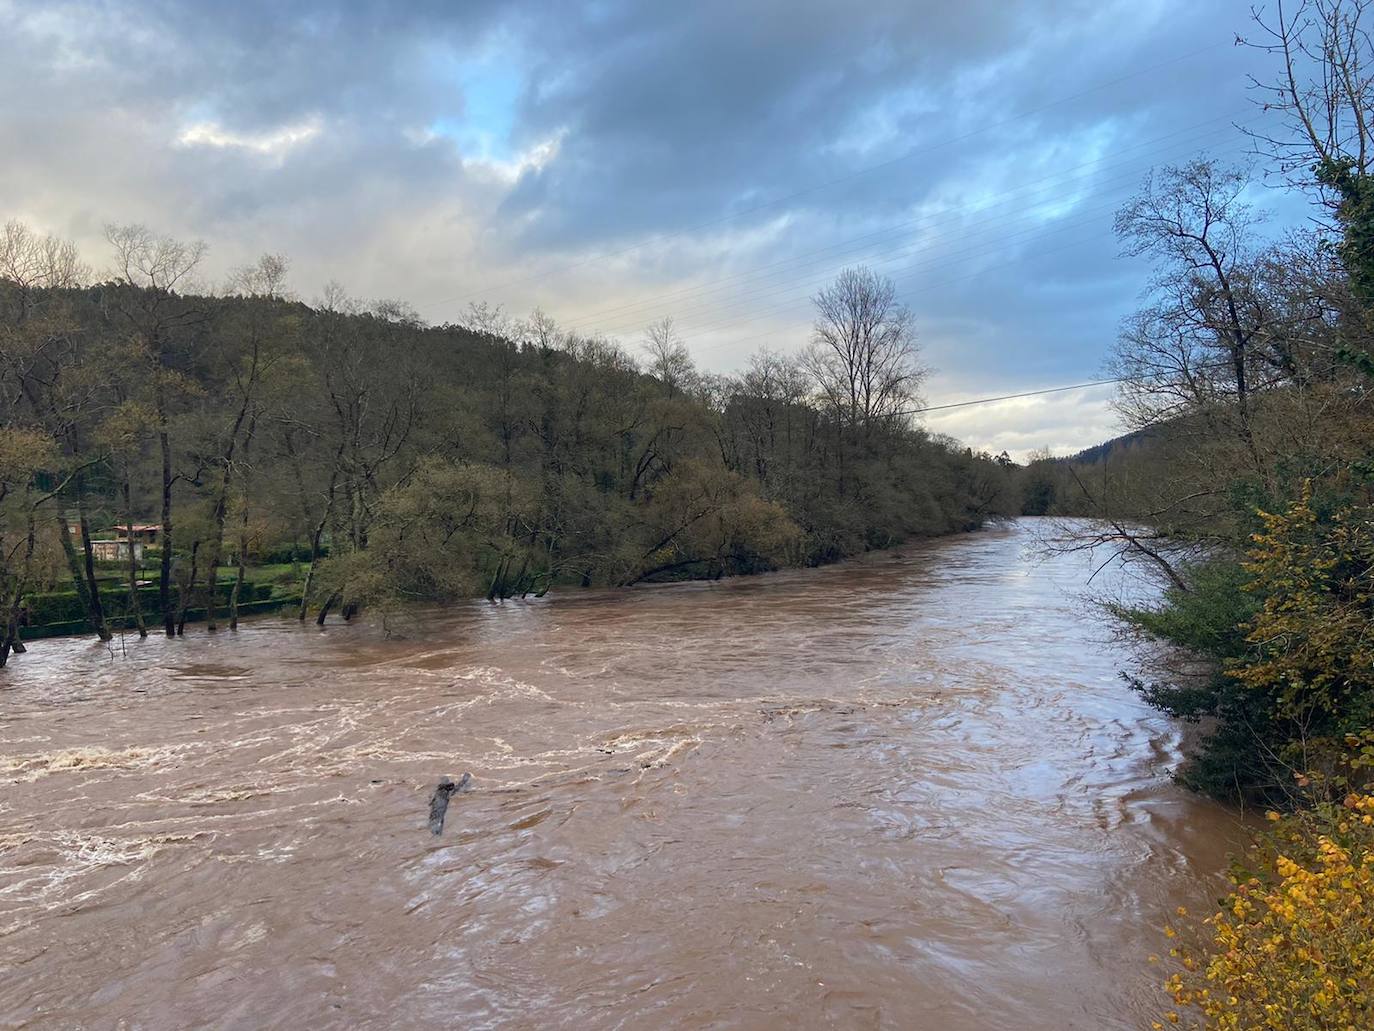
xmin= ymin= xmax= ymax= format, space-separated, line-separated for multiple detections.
xmin=1118 ymin=558 xmax=1272 ymax=800
xmin=1021 ymin=474 xmax=1058 ymax=516
xmin=1120 ymin=490 xmax=1374 ymax=803
xmin=1 ymin=262 xmax=1018 ymax=648
xmin=1317 ymin=156 xmax=1374 ymax=306
xmin=1118 ymin=558 xmax=1256 ymax=664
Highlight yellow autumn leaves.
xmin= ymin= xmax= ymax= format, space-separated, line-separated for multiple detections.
xmin=1159 ymin=793 xmax=1374 ymax=1029
xmin=1156 ymin=486 xmax=1374 ymax=1028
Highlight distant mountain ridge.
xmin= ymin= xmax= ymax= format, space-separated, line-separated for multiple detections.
xmin=1066 ymin=426 xmax=1157 ymax=465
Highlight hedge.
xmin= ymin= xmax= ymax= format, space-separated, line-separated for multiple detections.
xmin=20 ymin=594 xmax=302 ymax=640
xmin=23 ymin=581 xmax=274 ymax=626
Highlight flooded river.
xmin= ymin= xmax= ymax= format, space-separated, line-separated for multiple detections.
xmin=0 ymin=520 xmax=1243 ymax=1029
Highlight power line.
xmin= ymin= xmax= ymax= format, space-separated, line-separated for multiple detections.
xmin=898 ymin=358 xmax=1240 ymax=419
xmin=903 ymin=379 xmax=1122 ymax=417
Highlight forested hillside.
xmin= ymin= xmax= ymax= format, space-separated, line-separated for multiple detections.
xmin=0 ymin=244 xmax=1018 ymax=662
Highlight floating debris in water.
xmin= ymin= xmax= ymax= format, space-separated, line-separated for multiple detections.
xmin=427 ymin=772 xmax=472 ymax=835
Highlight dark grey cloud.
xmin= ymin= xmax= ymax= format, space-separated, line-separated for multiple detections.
xmin=0 ymin=0 xmax=1295 ymax=455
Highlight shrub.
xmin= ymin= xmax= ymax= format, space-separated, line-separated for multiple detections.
xmin=1227 ymin=490 xmax=1374 ymax=784
xmin=1122 ymin=487 xmax=1374 ymax=802
xmin=258 ymin=542 xmax=326 ymax=564
xmin=1160 ymin=788 xmax=1374 ymax=1029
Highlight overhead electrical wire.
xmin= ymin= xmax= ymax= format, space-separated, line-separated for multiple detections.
xmin=902 ymin=379 xmax=1123 ymax=417
xmin=404 ymin=42 xmax=1250 ymax=428
xmin=897 ymin=358 xmax=1241 ymax=420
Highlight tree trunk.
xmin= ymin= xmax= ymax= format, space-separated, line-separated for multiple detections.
xmin=122 ymin=474 xmax=147 ymax=638
xmin=158 ymin=415 xmax=175 ymax=637
xmin=229 ymin=413 xmax=258 ymax=634
xmin=0 ymin=501 xmax=38 ymax=667
xmin=202 ymin=465 xmax=233 ymax=632
xmin=204 ymin=556 xmax=220 ymax=631
xmin=316 ymin=589 xmax=340 ymax=626
xmin=176 ymin=539 xmax=200 ymax=636
xmin=299 ymin=498 xmax=333 ymax=622
xmin=55 ymin=510 xmax=111 ymax=641
xmin=74 ymin=501 xmax=110 ymax=640
xmin=230 ymin=554 xmax=246 ymax=630
xmin=204 ymin=394 xmax=254 ymax=631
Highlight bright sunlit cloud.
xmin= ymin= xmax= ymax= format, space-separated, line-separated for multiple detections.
xmin=177 ymin=118 xmax=323 ymax=158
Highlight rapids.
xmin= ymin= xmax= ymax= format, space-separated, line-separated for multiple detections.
xmin=0 ymin=519 xmax=1244 ymax=1029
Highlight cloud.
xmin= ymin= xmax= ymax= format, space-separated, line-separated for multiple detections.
xmin=924 ymin=384 xmax=1122 ymax=460
xmin=177 ymin=118 xmax=323 ymax=159
xmin=0 ymin=0 xmax=1298 ymax=454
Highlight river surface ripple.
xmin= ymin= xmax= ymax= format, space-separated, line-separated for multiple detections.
xmin=0 ymin=519 xmax=1244 ymax=1030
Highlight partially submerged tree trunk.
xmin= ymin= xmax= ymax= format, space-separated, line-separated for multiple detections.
xmin=316 ymin=590 xmax=340 ymax=626
xmin=203 ymin=554 xmax=220 ymax=631
xmin=175 ymin=539 xmax=200 ymax=636
xmin=291 ymin=432 xmax=341 ymax=623
xmin=55 ymin=508 xmax=110 ymax=641
xmin=203 ymin=354 xmax=259 ymax=632
xmin=230 ymin=421 xmax=254 ymax=630
xmin=157 ymin=403 xmax=175 ymax=638
xmin=122 ymin=476 xmax=146 ymax=638
xmin=0 ymin=499 xmax=39 ymax=668
xmin=427 ymin=772 xmax=472 ymax=835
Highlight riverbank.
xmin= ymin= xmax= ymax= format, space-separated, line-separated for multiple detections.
xmin=15 ymin=560 xmax=307 ymax=640
xmin=17 ymin=523 xmax=997 ymax=644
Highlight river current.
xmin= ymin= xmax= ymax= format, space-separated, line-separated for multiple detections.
xmin=0 ymin=519 xmax=1243 ymax=1029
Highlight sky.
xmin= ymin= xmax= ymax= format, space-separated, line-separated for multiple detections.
xmin=0 ymin=0 xmax=1305 ymax=458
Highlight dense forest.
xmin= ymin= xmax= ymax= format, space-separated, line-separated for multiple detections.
xmin=0 ymin=247 xmax=1022 ymax=664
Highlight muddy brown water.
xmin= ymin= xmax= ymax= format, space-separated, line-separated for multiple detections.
xmin=0 ymin=520 xmax=1244 ymax=1030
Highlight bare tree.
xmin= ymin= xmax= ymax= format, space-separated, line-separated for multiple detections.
xmin=0 ymin=221 xmax=86 ymax=319
xmin=727 ymin=348 xmax=812 ymax=489
xmin=642 ymin=316 xmax=696 ymax=395
xmin=804 ymin=266 xmax=924 ymax=433
xmin=1243 ymin=0 xmax=1374 ymax=186
xmin=228 ymin=253 xmax=291 ymax=299
xmin=106 ymin=224 xmax=206 ymax=295
xmin=516 ymin=307 xmax=564 ymax=352
xmin=462 ymin=300 xmax=509 ymax=338
xmin=1243 ymin=1 xmax=1374 ymax=302
xmin=1111 ymin=160 xmax=1270 ymax=443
